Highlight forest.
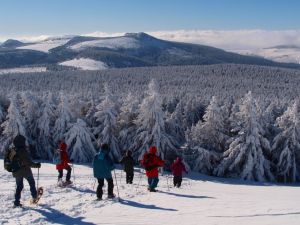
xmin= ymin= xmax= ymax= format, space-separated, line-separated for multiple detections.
xmin=0 ymin=64 xmax=299 ymax=182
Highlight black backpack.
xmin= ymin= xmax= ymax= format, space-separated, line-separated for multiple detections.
xmin=142 ymin=153 xmax=157 ymax=171
xmin=4 ymin=146 xmax=21 ymax=173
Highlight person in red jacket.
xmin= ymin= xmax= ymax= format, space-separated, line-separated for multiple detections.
xmin=171 ymin=157 xmax=187 ymax=188
xmin=141 ymin=146 xmax=164 ymax=192
xmin=56 ymin=140 xmax=72 ymax=185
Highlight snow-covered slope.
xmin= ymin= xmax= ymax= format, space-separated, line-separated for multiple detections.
xmin=70 ymin=36 xmax=140 ymax=51
xmin=0 ymin=67 xmax=47 ymax=75
xmin=1 ymin=160 xmax=299 ymax=225
xmin=17 ymin=37 xmax=71 ymax=53
xmin=59 ymin=58 xmax=108 ymax=70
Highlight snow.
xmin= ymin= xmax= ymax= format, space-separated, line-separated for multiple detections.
xmin=1 ymin=159 xmax=299 ymax=225
xmin=70 ymin=37 xmax=140 ymax=51
xmin=0 ymin=67 xmax=47 ymax=75
xmin=17 ymin=38 xmax=71 ymax=53
xmin=59 ymin=58 xmax=108 ymax=70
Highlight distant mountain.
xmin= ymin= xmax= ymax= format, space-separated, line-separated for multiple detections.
xmin=1 ymin=39 xmax=25 ymax=48
xmin=1 ymin=32 xmax=300 ymax=70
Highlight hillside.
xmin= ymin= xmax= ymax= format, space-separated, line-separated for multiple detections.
xmin=0 ymin=160 xmax=299 ymax=225
xmin=1 ymin=33 xmax=300 ymax=70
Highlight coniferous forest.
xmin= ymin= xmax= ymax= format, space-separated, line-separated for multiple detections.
xmin=1 ymin=64 xmax=300 ymax=182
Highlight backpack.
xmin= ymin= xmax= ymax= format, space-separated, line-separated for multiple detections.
xmin=4 ymin=146 xmax=21 ymax=173
xmin=142 ymin=153 xmax=157 ymax=171
xmin=53 ymin=149 xmax=61 ymax=164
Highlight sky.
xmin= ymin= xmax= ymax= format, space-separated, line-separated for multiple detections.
xmin=0 ymin=0 xmax=300 ymax=49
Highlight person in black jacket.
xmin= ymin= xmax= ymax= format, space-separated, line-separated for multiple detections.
xmin=11 ymin=135 xmax=41 ymax=207
xmin=120 ymin=150 xmax=135 ymax=184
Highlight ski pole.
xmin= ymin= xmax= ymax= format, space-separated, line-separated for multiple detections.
xmin=120 ymin=170 xmax=123 ymax=184
xmin=113 ymin=170 xmax=120 ymax=201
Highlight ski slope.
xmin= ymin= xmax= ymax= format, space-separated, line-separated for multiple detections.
xmin=0 ymin=160 xmax=299 ymax=225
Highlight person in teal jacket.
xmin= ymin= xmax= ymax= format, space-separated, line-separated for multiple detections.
xmin=93 ymin=143 xmax=115 ymax=200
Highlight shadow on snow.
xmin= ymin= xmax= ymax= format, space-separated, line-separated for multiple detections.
xmin=31 ymin=204 xmax=95 ymax=225
xmin=120 ymin=199 xmax=177 ymax=211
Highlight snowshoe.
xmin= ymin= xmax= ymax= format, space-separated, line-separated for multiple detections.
xmin=107 ymin=194 xmax=116 ymax=199
xmin=30 ymin=187 xmax=43 ymax=204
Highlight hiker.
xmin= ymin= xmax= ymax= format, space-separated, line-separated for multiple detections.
xmin=120 ymin=150 xmax=135 ymax=184
xmin=93 ymin=143 xmax=116 ymax=200
xmin=8 ymin=135 xmax=41 ymax=207
xmin=141 ymin=146 xmax=165 ymax=192
xmin=56 ymin=140 xmax=72 ymax=186
xmin=171 ymin=156 xmax=187 ymax=188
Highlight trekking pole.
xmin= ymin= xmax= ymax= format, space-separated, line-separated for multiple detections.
xmin=120 ymin=170 xmax=123 ymax=184
xmin=37 ymin=167 xmax=40 ymax=190
xmin=72 ymin=163 xmax=76 ymax=184
xmin=136 ymin=168 xmax=144 ymax=192
xmin=91 ymin=179 xmax=97 ymax=196
xmin=113 ymin=170 xmax=120 ymax=201
xmin=166 ymin=174 xmax=170 ymax=191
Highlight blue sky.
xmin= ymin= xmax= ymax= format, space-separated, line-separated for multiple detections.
xmin=0 ymin=0 xmax=299 ymax=37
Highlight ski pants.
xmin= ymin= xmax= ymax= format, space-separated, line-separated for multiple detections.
xmin=15 ymin=175 xmax=37 ymax=205
xmin=173 ymin=176 xmax=183 ymax=187
xmin=58 ymin=166 xmax=72 ymax=181
xmin=97 ymin=178 xmax=114 ymax=199
xmin=126 ymin=171 xmax=134 ymax=184
xmin=148 ymin=177 xmax=159 ymax=190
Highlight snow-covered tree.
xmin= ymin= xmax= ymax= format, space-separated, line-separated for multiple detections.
xmin=53 ymin=94 xmax=73 ymax=144
xmin=35 ymin=93 xmax=56 ymax=159
xmin=132 ymin=80 xmax=177 ymax=160
xmin=93 ymin=85 xmax=120 ymax=161
xmin=192 ymin=146 xmax=219 ymax=174
xmin=0 ymin=103 xmax=5 ymax=124
xmin=214 ymin=92 xmax=274 ymax=181
xmin=166 ymin=101 xmax=185 ymax=145
xmin=118 ymin=93 xmax=139 ymax=153
xmin=20 ymin=91 xmax=39 ymax=145
xmin=188 ymin=96 xmax=228 ymax=152
xmin=271 ymin=101 xmax=300 ymax=182
xmin=0 ymin=96 xmax=28 ymax=153
xmin=65 ymin=119 xmax=96 ymax=163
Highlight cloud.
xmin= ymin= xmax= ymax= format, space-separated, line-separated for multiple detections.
xmin=2 ymin=30 xmax=300 ymax=51
xmin=147 ymin=30 xmax=300 ymax=50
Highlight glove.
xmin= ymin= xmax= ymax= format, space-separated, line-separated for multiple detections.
xmin=34 ymin=162 xmax=41 ymax=168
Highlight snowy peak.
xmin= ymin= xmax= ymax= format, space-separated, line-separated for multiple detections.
xmin=1 ymin=39 xmax=25 ymax=48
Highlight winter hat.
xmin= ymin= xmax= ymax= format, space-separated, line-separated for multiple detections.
xmin=149 ymin=146 xmax=157 ymax=154
xmin=126 ymin=150 xmax=132 ymax=156
xmin=59 ymin=142 xmax=67 ymax=151
xmin=101 ymin=143 xmax=110 ymax=152
xmin=13 ymin=134 xmax=26 ymax=149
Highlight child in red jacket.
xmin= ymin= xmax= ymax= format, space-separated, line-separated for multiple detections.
xmin=56 ymin=140 xmax=72 ymax=185
xmin=171 ymin=157 xmax=187 ymax=188
xmin=141 ymin=146 xmax=164 ymax=192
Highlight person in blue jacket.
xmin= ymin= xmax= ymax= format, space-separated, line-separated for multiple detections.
xmin=93 ymin=143 xmax=115 ymax=200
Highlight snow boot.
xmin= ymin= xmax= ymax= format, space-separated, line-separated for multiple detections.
xmin=108 ymin=194 xmax=116 ymax=199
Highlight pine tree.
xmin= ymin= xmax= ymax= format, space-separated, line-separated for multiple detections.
xmin=272 ymin=101 xmax=300 ymax=182
xmin=35 ymin=93 xmax=56 ymax=159
xmin=132 ymin=80 xmax=177 ymax=160
xmin=93 ymin=85 xmax=120 ymax=161
xmin=118 ymin=92 xmax=139 ymax=153
xmin=65 ymin=119 xmax=96 ymax=163
xmin=0 ymin=95 xmax=28 ymax=153
xmin=214 ymin=92 xmax=274 ymax=181
xmin=0 ymin=103 xmax=5 ymax=123
xmin=53 ymin=94 xmax=73 ymax=144
xmin=20 ymin=91 xmax=39 ymax=147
